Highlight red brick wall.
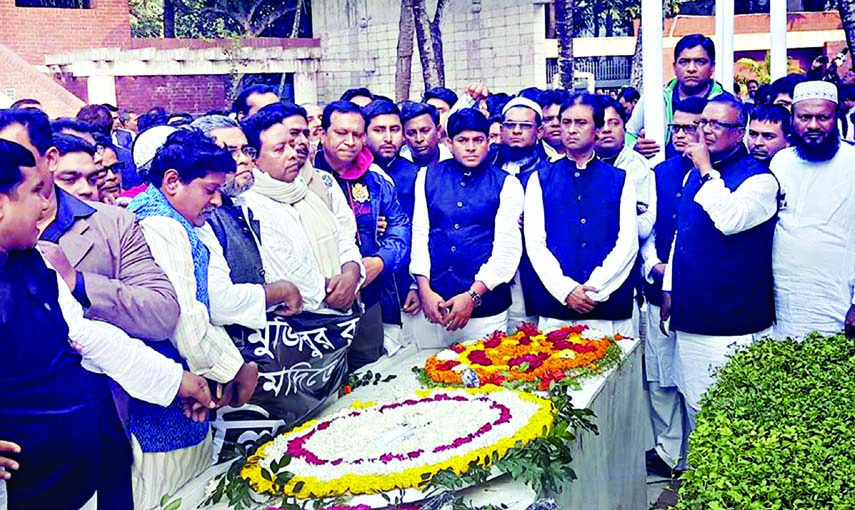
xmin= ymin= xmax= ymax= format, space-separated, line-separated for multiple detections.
xmin=0 ymin=0 xmax=131 ymax=64
xmin=115 ymin=75 xmax=232 ymax=114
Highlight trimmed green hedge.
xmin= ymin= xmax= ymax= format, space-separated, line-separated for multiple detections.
xmin=676 ymin=333 xmax=855 ymax=510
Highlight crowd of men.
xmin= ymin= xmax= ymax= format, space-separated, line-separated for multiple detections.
xmin=1 ymin=31 xmax=854 ymax=509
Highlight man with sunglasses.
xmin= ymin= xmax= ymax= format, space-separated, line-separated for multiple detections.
xmin=660 ymin=95 xmax=779 ymax=437
xmin=489 ymin=97 xmax=549 ymax=187
xmin=639 ymin=96 xmax=706 ymax=478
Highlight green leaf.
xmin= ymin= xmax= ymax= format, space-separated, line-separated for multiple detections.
xmin=163 ymin=499 xmax=181 ymax=510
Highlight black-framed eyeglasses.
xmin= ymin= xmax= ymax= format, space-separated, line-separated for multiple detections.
xmin=228 ymin=145 xmax=258 ymax=159
xmin=668 ymin=123 xmax=699 ymax=134
xmin=104 ymin=161 xmax=125 ymax=173
xmin=698 ymin=119 xmax=743 ymax=131
xmin=502 ymin=121 xmax=536 ymax=131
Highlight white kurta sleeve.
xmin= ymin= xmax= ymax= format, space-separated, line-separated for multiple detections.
xmin=523 ymin=171 xmax=581 ymax=302
xmin=474 ymin=176 xmax=524 ymax=290
xmin=662 ymin=234 xmax=676 ymax=293
xmin=637 ymin=168 xmax=657 ymax=240
xmin=196 ymin=223 xmax=267 ymax=330
xmin=46 ymin=254 xmax=182 ymax=406
xmin=409 ymin=167 xmax=432 ymax=279
xmin=139 ymin=217 xmax=244 ymax=383
xmin=640 ymin=230 xmax=663 ymax=284
xmin=693 ymin=173 xmax=779 ymax=235
xmin=584 ymin=176 xmax=639 ymax=301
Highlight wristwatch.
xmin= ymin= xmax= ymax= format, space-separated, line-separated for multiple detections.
xmin=467 ymin=289 xmax=483 ymax=308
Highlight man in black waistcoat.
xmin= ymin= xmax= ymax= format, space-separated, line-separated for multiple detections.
xmin=660 ymin=96 xmax=779 ymax=433
xmin=640 ymin=96 xmax=707 ymax=477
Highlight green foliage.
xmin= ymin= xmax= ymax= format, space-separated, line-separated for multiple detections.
xmin=676 ymin=333 xmax=855 ymax=509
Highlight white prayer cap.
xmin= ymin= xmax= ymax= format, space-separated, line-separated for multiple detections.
xmin=502 ymin=97 xmax=543 ymax=118
xmin=793 ymin=80 xmax=838 ymax=105
xmin=132 ymin=125 xmax=178 ymax=172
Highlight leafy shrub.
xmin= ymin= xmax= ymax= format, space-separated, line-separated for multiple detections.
xmin=676 ymin=333 xmax=855 ymax=510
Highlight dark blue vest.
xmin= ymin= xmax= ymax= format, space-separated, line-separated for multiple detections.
xmin=425 ymin=159 xmax=511 ymax=318
xmin=643 ymin=156 xmax=694 ymax=307
xmin=207 ymin=198 xmax=268 ymax=361
xmin=0 ymin=249 xmax=99 ymax=509
xmin=670 ymin=147 xmax=777 ymax=336
xmin=381 ymin=155 xmax=420 ymax=221
xmin=521 ymin=158 xmax=635 ymax=320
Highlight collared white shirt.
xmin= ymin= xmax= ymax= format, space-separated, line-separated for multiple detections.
xmin=410 ymin=166 xmax=524 ymax=291
xmin=524 ymin=164 xmax=639 ymax=304
xmin=44 ymin=252 xmax=182 ymax=406
xmin=771 ymin=144 xmax=855 ymax=339
xmin=138 ymin=216 xmax=245 ymax=383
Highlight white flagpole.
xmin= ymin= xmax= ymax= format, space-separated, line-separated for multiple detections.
xmin=642 ymin=0 xmax=665 ymax=166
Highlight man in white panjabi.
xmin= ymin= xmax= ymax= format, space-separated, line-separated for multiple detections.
xmin=770 ymin=80 xmax=855 ymax=340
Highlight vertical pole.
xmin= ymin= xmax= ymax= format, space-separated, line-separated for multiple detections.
xmin=770 ymin=0 xmax=788 ymax=80
xmin=642 ymin=0 xmax=665 ymax=165
xmin=716 ymin=0 xmax=735 ymax=90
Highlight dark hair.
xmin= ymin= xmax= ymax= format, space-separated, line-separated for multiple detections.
xmin=340 ymin=87 xmax=373 ymax=102
xmin=618 ymin=87 xmax=640 ymax=103
xmin=749 ymin=104 xmax=792 ymax=136
xmin=92 ymin=132 xmax=118 ymax=154
xmin=674 ymin=34 xmax=716 ymax=64
xmin=447 ymin=108 xmax=490 ymax=139
xmin=488 ymin=114 xmax=502 ymax=126
xmin=708 ymin=95 xmax=748 ymax=127
xmin=52 ymin=118 xmax=93 ymax=137
xmin=517 ymin=87 xmax=543 ymax=104
xmin=137 ymin=106 xmax=168 ymax=133
xmin=9 ymin=98 xmax=41 ymax=110
xmin=372 ymin=94 xmax=394 ymax=103
xmin=601 ymin=97 xmax=627 ymax=124
xmin=673 ymin=96 xmax=709 ymax=115
xmin=0 ymin=139 xmax=36 ymax=196
xmin=769 ymin=74 xmax=809 ymax=101
xmin=839 ymin=83 xmax=855 ymax=103
xmin=747 ymin=79 xmax=759 ymax=87
xmin=422 ymin=87 xmax=458 ymax=108
xmin=147 ymin=129 xmax=235 ymax=187
xmin=167 ymin=113 xmax=194 ymax=127
xmin=0 ymin=109 xmax=52 ymax=156
xmin=754 ymin=84 xmax=773 ymax=105
xmin=321 ymin=100 xmax=365 ymax=131
xmin=241 ymin=101 xmax=308 ymax=150
xmin=538 ymin=89 xmax=567 ymax=109
xmin=400 ymin=101 xmax=439 ymax=126
xmin=77 ymin=104 xmax=114 ymax=137
xmin=53 ymin=133 xmax=95 ymax=157
xmin=559 ymin=93 xmax=606 ymax=128
xmin=362 ymin=99 xmax=401 ymax=126
xmin=733 ymin=82 xmax=742 ymax=95
xmin=232 ymin=85 xmax=278 ymax=116
xmin=485 ymin=93 xmax=511 ymax=116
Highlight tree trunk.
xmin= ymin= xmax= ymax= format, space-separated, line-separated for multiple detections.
xmin=555 ymin=0 xmax=576 ymax=90
xmin=430 ymin=0 xmax=447 ymax=86
xmin=290 ymin=0 xmax=304 ymax=37
xmin=163 ymin=0 xmax=175 ymax=37
xmin=395 ymin=0 xmax=415 ymax=101
xmin=413 ymin=0 xmax=441 ymax=89
xmin=839 ymin=0 xmax=855 ymax=60
xmin=630 ymin=24 xmax=643 ymax=90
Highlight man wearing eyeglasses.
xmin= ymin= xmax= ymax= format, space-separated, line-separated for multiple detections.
xmin=660 ymin=96 xmax=779 ymax=436
xmin=639 ymin=95 xmax=706 ymax=478
xmin=626 ymin=34 xmax=726 ymax=159
xmin=489 ymin=97 xmax=549 ymax=188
